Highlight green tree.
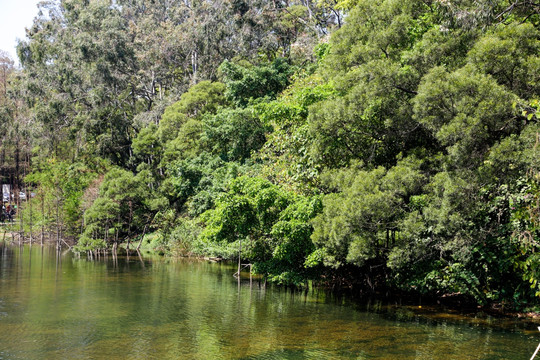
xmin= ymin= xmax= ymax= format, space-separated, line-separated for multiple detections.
xmin=158 ymin=81 xmax=227 ymax=143
xmin=413 ymin=65 xmax=520 ymax=168
xmin=161 ymin=153 xmax=245 ymax=216
xmin=200 ymin=176 xmax=321 ymax=284
xmin=311 ymin=157 xmax=425 ymax=268
xmin=468 ymin=22 xmax=540 ymax=99
xmin=202 ymin=107 xmax=269 ymax=163
xmin=219 ymin=58 xmax=294 ymax=107
xmin=255 ymin=72 xmax=336 ymax=192
xmin=78 ymin=167 xmax=159 ymax=250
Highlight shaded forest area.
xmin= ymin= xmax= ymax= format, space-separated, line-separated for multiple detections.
xmin=1 ymin=0 xmax=539 ymax=310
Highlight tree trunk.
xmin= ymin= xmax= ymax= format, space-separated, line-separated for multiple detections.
xmin=40 ymin=193 xmax=44 ymax=246
xmin=136 ymin=224 xmax=149 ymax=252
xmin=237 ymin=237 xmax=242 ymax=278
xmin=48 ymin=203 xmax=52 ymax=244
xmin=28 ymin=190 xmax=33 ymax=244
xmin=18 ymin=192 xmax=23 ymax=244
xmin=55 ymin=198 xmax=60 ymax=251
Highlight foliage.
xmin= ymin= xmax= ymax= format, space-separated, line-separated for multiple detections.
xmin=311 ymin=157 xmax=425 ymax=268
xmin=413 ymin=64 xmax=519 ymax=168
xmin=75 ymin=166 xmax=161 ymax=251
xmin=158 ymin=81 xmax=227 ymax=142
xmin=510 ymin=173 xmax=540 ymax=298
xmin=168 ymin=218 xmax=204 ymax=257
xmin=24 ymin=159 xmax=100 ymax=238
xmin=3 ymin=0 xmax=540 ymax=308
xmin=219 ymin=58 xmax=294 ymax=107
xmin=201 ymin=107 xmax=270 ymax=162
xmin=161 ymin=153 xmax=247 ymax=216
xmin=200 ymin=176 xmax=322 ymax=284
xmin=255 ymin=72 xmax=336 ymax=192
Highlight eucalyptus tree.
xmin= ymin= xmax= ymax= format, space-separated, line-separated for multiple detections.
xmin=0 ymin=51 xmax=33 ymax=192
xmin=0 ymin=50 xmax=14 ymax=102
xmin=0 ymin=50 xmax=16 ymax=185
xmin=17 ymin=0 xmax=139 ymax=163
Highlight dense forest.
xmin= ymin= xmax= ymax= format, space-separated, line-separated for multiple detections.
xmin=0 ymin=0 xmax=539 ymax=310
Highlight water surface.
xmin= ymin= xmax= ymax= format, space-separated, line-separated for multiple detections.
xmin=0 ymin=244 xmax=538 ymax=359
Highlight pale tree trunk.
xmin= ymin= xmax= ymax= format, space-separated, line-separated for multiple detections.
xmin=40 ymin=193 xmax=44 ymax=246
xmin=28 ymin=190 xmax=33 ymax=244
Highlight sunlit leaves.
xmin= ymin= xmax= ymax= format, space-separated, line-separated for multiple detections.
xmin=414 ymin=64 xmax=519 ymax=168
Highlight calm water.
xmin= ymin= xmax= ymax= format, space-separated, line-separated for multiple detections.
xmin=0 ymin=244 xmax=538 ymax=359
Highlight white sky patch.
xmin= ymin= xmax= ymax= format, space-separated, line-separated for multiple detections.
xmin=0 ymin=0 xmax=44 ymax=66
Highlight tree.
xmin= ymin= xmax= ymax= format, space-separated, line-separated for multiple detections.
xmin=158 ymin=81 xmax=227 ymax=143
xmin=0 ymin=50 xmax=14 ymax=103
xmin=201 ymin=107 xmax=269 ymax=163
xmin=219 ymin=58 xmax=294 ymax=107
xmin=413 ymin=64 xmax=520 ymax=169
xmin=78 ymin=167 xmax=159 ymax=251
xmin=468 ymin=22 xmax=540 ymax=99
xmin=200 ymin=176 xmax=321 ymax=284
xmin=255 ymin=71 xmax=335 ymax=192
xmin=311 ymin=157 xmax=425 ymax=269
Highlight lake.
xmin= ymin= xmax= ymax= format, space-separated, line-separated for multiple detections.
xmin=0 ymin=243 xmax=538 ymax=359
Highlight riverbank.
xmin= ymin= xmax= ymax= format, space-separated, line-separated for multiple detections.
xmin=2 ymin=237 xmax=539 ymax=321
xmin=326 ymin=286 xmax=540 ymax=323
xmin=0 ymin=229 xmax=76 ymax=247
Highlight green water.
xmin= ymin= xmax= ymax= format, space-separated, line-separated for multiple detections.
xmin=0 ymin=244 xmax=538 ymax=359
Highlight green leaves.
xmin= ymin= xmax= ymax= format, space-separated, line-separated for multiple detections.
xmin=414 ymin=64 xmax=518 ymax=168
xmin=468 ymin=23 xmax=540 ymax=98
xmin=9 ymin=0 xmax=540 ymax=307
xmin=77 ymin=166 xmax=158 ymax=250
xmin=158 ymin=81 xmax=227 ymax=142
xmin=199 ymin=176 xmax=321 ymax=284
xmin=202 ymin=107 xmax=269 ymax=163
xmin=219 ymin=58 xmax=294 ymax=107
xmin=25 ymin=159 xmax=99 ymax=237
xmin=311 ymin=157 xmax=426 ymax=268
xmin=509 ymin=174 xmax=540 ymax=298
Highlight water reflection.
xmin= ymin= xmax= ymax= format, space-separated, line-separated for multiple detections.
xmin=0 ymin=244 xmax=538 ymax=359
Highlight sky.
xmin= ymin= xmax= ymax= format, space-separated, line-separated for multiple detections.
xmin=0 ymin=0 xmax=43 ymax=66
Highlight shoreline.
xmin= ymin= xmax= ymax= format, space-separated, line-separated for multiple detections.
xmin=2 ymin=238 xmax=539 ymax=321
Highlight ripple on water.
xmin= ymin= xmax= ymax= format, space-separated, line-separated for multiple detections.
xmin=0 ymin=246 xmax=537 ymax=360
xmin=242 ymin=348 xmax=340 ymax=360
